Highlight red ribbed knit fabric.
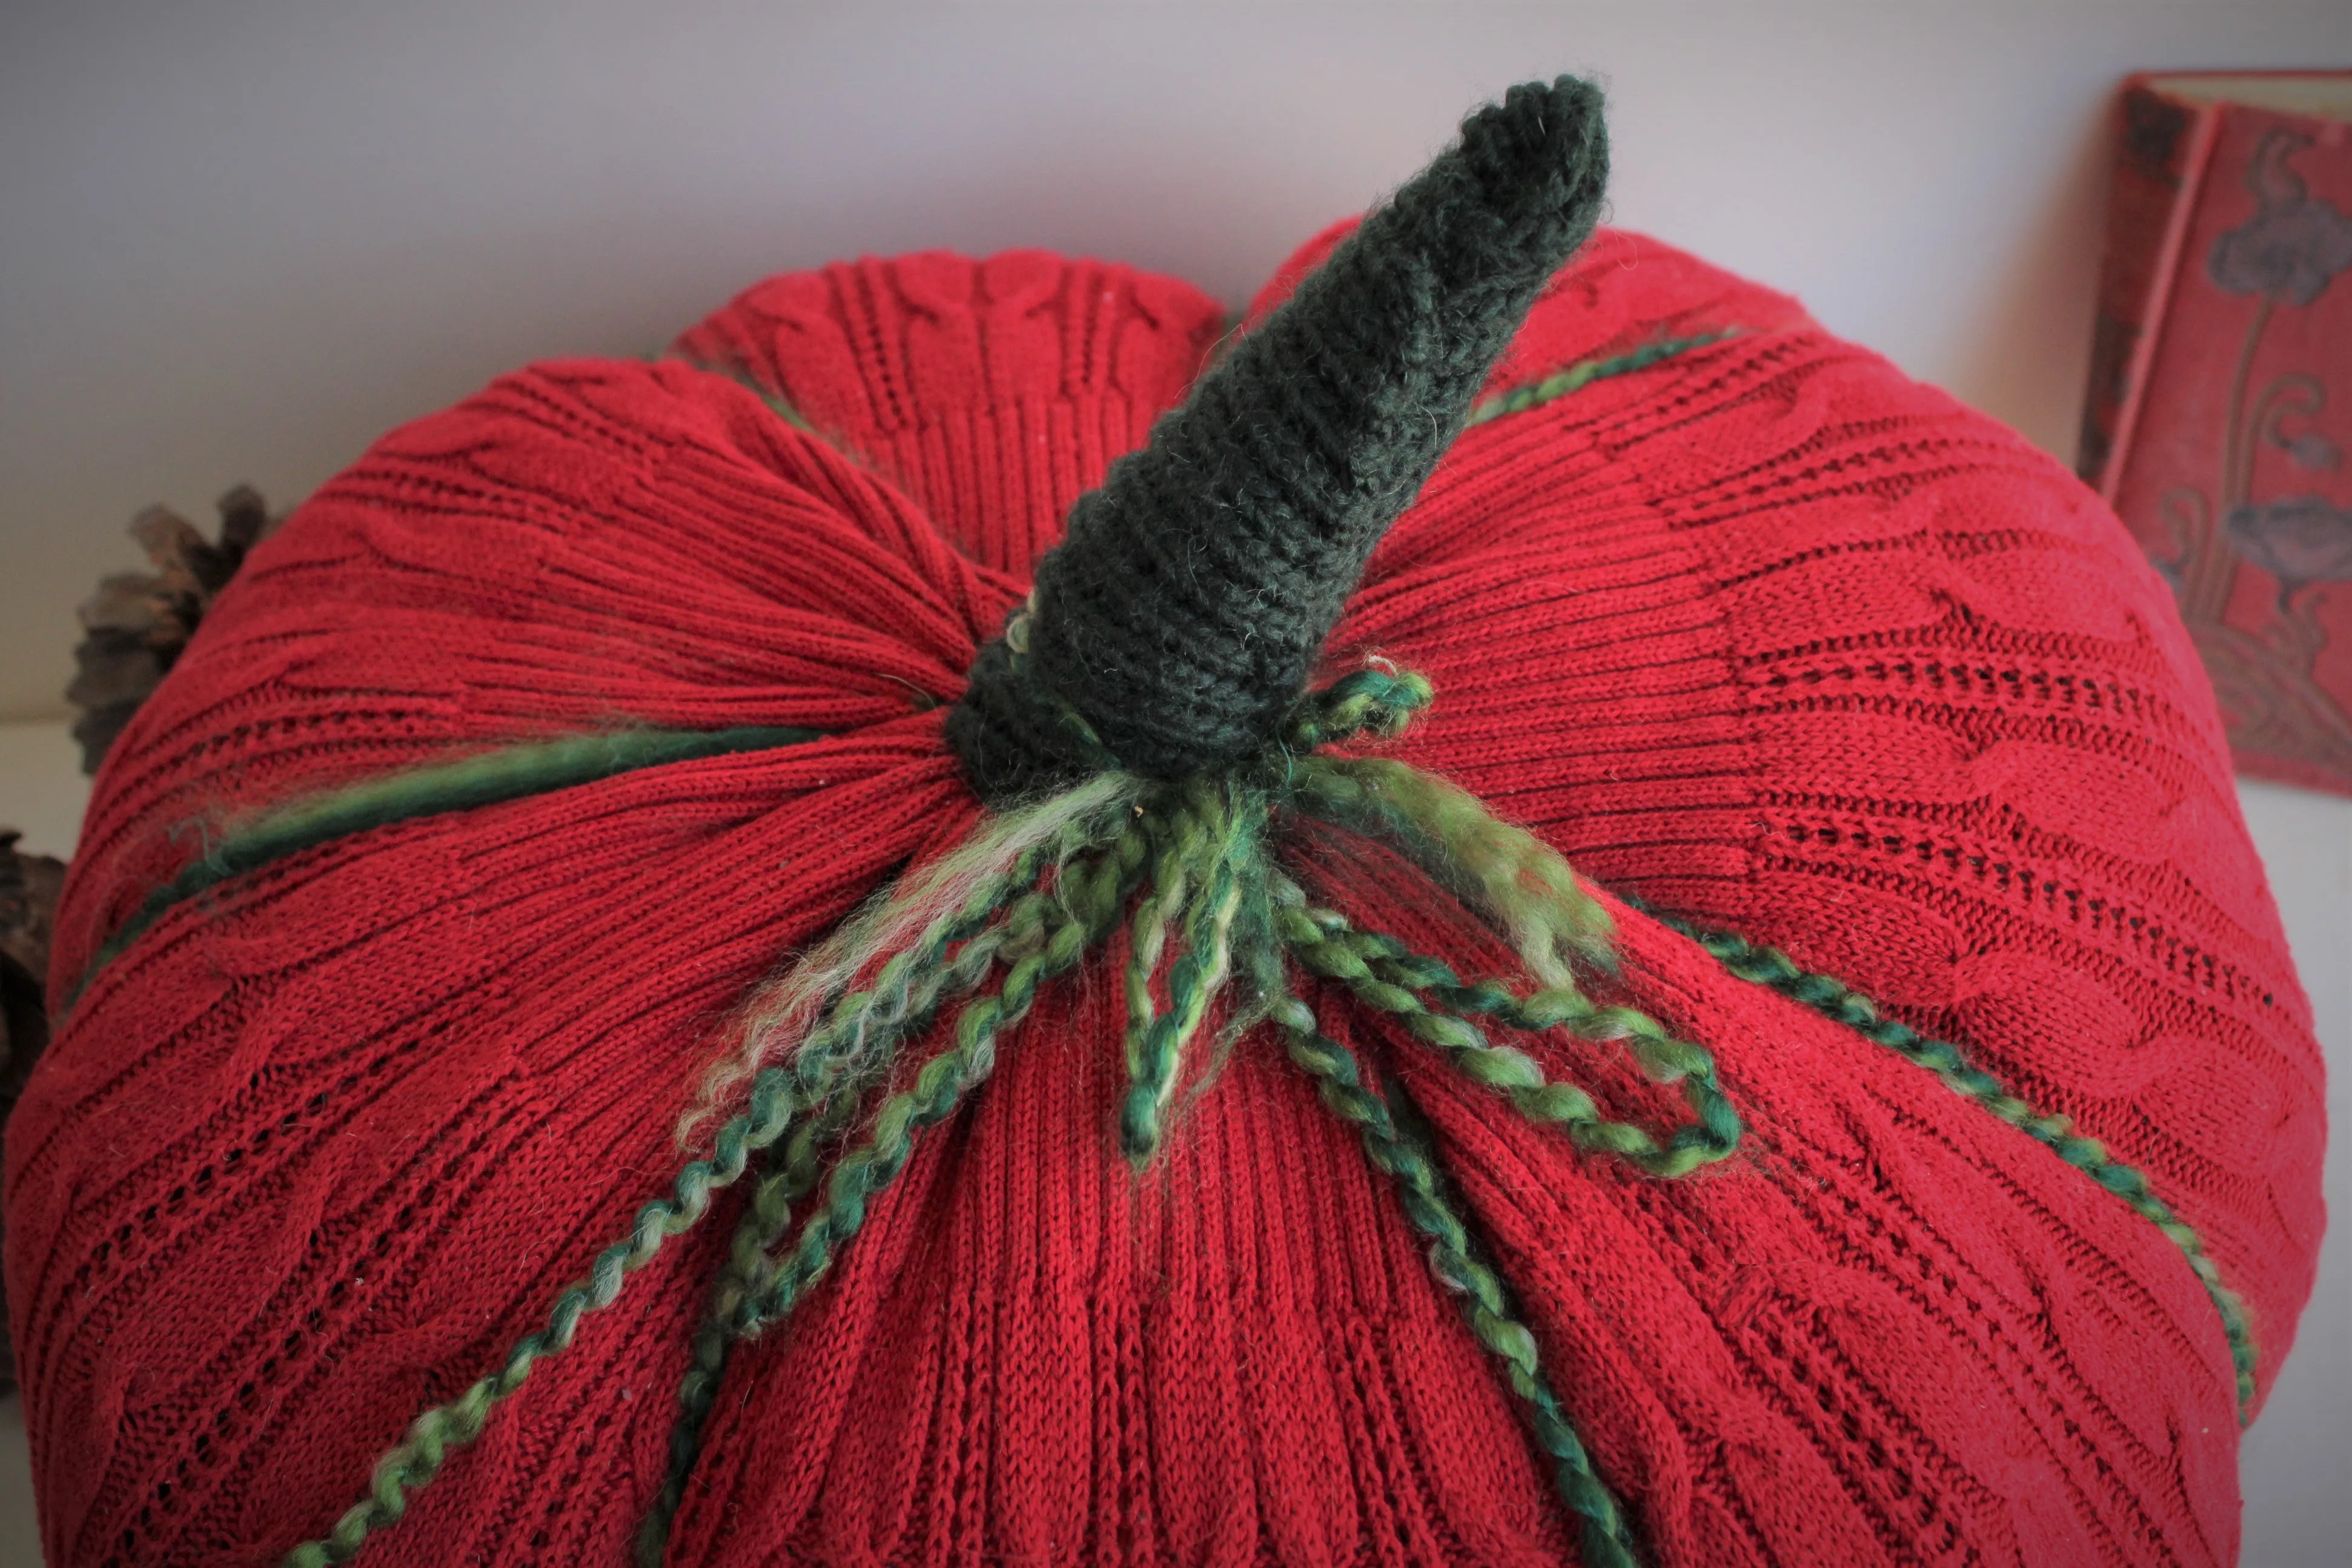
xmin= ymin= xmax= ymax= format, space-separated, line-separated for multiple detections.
xmin=4 ymin=228 xmax=2326 ymax=1568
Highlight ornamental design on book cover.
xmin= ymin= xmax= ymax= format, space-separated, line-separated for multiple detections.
xmin=2153 ymin=127 xmax=2352 ymax=779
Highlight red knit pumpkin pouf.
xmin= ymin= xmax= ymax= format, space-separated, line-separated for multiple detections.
xmin=3 ymin=82 xmax=2325 ymax=1568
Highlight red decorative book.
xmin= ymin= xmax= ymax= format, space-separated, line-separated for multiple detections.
xmin=2081 ymin=71 xmax=2352 ymax=795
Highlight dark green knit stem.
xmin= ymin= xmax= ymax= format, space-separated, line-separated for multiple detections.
xmin=1640 ymin=902 xmax=2259 ymax=1420
xmin=1270 ymin=991 xmax=1641 ymax=1568
xmin=78 ymin=723 xmax=820 ymax=1008
xmin=950 ymin=76 xmax=1611 ymax=799
xmin=1276 ymin=898 xmax=1740 ymax=1177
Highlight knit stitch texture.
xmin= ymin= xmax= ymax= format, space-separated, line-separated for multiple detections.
xmin=3 ymin=213 xmax=2327 ymax=1568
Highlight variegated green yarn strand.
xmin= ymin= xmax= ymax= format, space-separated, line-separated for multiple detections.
xmin=287 ymin=666 xmax=1738 ymax=1568
xmin=1639 ymin=900 xmax=2259 ymax=1419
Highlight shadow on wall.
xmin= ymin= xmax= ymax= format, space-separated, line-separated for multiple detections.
xmin=1949 ymin=96 xmax=2120 ymax=459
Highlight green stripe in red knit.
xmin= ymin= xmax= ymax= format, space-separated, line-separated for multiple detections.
xmin=1638 ymin=899 xmax=2259 ymax=1420
xmin=71 ymin=724 xmax=821 ymax=1008
xmin=1465 ymin=330 xmax=1738 ymax=428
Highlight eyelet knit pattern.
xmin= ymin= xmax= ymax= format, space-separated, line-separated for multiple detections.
xmin=4 ymin=215 xmax=2324 ymax=1568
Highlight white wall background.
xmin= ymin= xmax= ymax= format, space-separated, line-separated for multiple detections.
xmin=1 ymin=2 xmax=2347 ymax=1564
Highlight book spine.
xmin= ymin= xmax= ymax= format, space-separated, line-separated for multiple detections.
xmin=2078 ymin=80 xmax=2223 ymax=495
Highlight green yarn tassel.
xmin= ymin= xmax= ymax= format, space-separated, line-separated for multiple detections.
xmin=1119 ymin=779 xmax=1262 ymax=1163
xmin=1277 ymin=888 xmax=1740 ymax=1178
xmin=283 ymin=1063 xmax=803 ymax=1568
xmin=638 ymin=862 xmax=1146 ymax=1559
xmin=1290 ymin=747 xmax=1615 ymax=990
xmin=285 ymin=667 xmax=1740 ymax=1566
xmin=285 ymin=796 xmax=1115 ymax=1567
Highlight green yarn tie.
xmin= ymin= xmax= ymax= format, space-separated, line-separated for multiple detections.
xmin=290 ymin=666 xmax=1742 ymax=1567
xmin=1637 ymin=901 xmax=2259 ymax=1421
xmin=267 ymin=677 xmax=2258 ymax=1567
xmin=283 ymin=809 xmax=1096 ymax=1567
xmin=635 ymin=862 xmax=1142 ymax=1562
xmin=1268 ymin=997 xmax=1641 ymax=1568
xmin=1119 ymin=779 xmax=1260 ymax=1163
xmin=1277 ymin=893 xmax=1741 ymax=1177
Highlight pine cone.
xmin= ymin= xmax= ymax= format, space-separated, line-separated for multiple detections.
xmin=1 ymin=829 xmax=67 ymax=1396
xmin=67 ymin=485 xmax=279 ymax=774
